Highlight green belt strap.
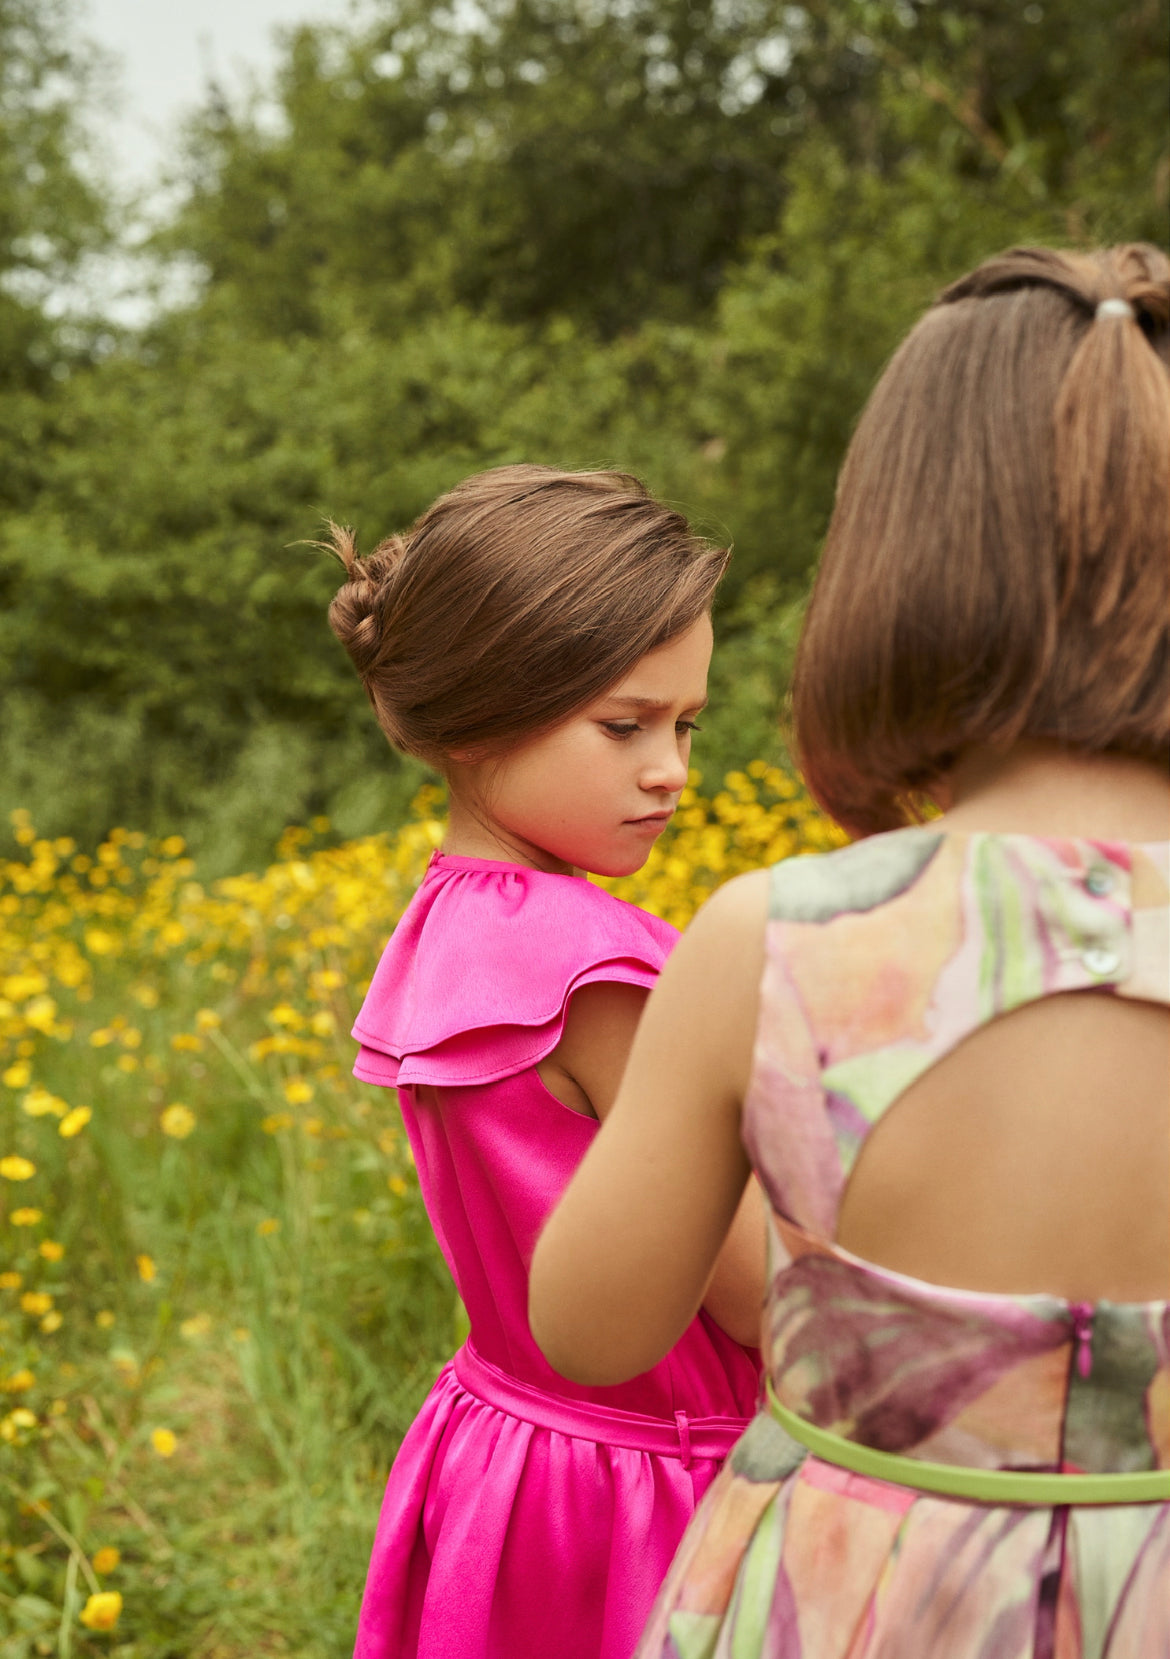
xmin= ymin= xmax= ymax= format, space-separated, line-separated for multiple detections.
xmin=766 ymin=1380 xmax=1170 ymax=1507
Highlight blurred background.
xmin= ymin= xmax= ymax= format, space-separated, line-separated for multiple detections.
xmin=1 ymin=0 xmax=1167 ymax=872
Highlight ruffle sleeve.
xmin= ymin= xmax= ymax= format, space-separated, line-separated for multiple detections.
xmin=352 ymin=855 xmax=679 ymax=1089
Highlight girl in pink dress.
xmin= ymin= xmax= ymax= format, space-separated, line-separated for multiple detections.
xmin=327 ymin=466 xmax=764 ymax=1659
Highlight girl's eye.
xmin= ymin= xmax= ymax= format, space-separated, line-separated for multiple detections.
xmin=601 ymin=722 xmax=640 ymax=738
xmin=676 ymin=720 xmax=702 ymax=736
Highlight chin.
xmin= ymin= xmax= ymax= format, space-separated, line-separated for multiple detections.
xmin=588 ymin=852 xmax=650 ymax=879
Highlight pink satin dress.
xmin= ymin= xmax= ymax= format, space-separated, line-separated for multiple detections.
xmin=350 ymin=852 xmax=760 ymax=1659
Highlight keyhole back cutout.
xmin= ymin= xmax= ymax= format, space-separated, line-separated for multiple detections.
xmin=834 ymin=990 xmax=1170 ymax=1301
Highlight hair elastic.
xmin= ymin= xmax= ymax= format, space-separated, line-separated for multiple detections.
xmin=1095 ymin=298 xmax=1134 ymax=320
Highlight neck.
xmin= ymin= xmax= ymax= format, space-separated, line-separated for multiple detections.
xmin=441 ymin=784 xmax=580 ymax=875
xmin=934 ymin=741 xmax=1170 ymax=840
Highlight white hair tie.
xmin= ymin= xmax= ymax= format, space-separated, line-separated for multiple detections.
xmin=1096 ymin=298 xmax=1134 ymax=320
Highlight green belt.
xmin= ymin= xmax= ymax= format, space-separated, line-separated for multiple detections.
xmin=766 ymin=1380 xmax=1170 ymax=1506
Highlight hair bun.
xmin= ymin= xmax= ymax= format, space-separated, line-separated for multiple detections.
xmin=326 ymin=523 xmax=408 ymax=677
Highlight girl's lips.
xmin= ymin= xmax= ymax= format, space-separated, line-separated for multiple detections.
xmin=625 ymin=812 xmax=673 ymax=826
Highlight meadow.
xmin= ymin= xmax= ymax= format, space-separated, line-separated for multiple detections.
xmin=0 ymin=768 xmax=843 ymax=1657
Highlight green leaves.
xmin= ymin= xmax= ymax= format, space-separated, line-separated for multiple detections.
xmin=0 ymin=0 xmax=1166 ymax=860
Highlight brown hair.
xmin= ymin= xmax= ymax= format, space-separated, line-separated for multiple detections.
xmin=328 ymin=464 xmax=727 ymax=764
xmin=793 ymin=242 xmax=1170 ymax=836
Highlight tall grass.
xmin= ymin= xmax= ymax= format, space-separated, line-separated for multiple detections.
xmin=0 ymin=771 xmax=843 ymax=1655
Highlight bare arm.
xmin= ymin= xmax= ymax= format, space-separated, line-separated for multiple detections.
xmin=530 ymin=870 xmax=770 ymax=1382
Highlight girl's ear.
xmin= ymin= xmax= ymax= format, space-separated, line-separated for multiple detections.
xmin=925 ymin=769 xmax=955 ymax=813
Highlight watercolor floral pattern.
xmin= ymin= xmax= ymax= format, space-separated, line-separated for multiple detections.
xmin=638 ymin=831 xmax=1170 ymax=1659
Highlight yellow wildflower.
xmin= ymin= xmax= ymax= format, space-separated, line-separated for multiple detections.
xmin=136 ymin=1254 xmax=156 ymax=1283
xmin=159 ymin=1104 xmax=196 ymax=1139
xmin=38 ymin=1239 xmax=65 ymax=1261
xmin=20 ymin=1291 xmax=53 ymax=1315
xmin=2 ymin=1060 xmax=30 ymax=1088
xmin=256 ymin=1218 xmax=280 ymax=1237
xmin=0 ymin=1407 xmax=37 ymax=1442
xmin=92 ymin=1546 xmax=121 ymax=1574
xmin=20 ymin=1087 xmax=66 ymax=1118
xmin=40 ymin=1310 xmax=63 ymax=1333
xmin=59 ymin=1106 xmax=92 ymax=1138
xmin=0 ymin=1156 xmax=36 ymax=1181
xmin=260 ymin=1112 xmax=293 ymax=1134
xmin=170 ymin=1032 xmax=203 ymax=1053
xmin=283 ymin=1076 xmax=313 ymax=1105
xmin=10 ymin=1208 xmax=42 ymax=1226
xmin=79 ymin=1591 xmax=123 ymax=1630
xmin=96 ymin=1310 xmax=116 ymax=1329
xmin=1 ymin=1369 xmax=34 ymax=1391
xmin=0 ymin=1271 xmax=22 ymax=1289
xmin=194 ymin=1008 xmax=221 ymax=1031
xmin=150 ymin=1427 xmax=177 ymax=1457
xmin=23 ymin=996 xmax=57 ymax=1033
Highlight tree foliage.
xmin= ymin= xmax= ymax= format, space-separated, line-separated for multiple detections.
xmin=1 ymin=0 xmax=1167 ymax=863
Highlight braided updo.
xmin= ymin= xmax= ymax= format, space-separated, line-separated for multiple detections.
xmin=327 ymin=464 xmax=728 ymax=766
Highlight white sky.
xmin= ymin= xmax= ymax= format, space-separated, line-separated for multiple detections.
xmin=80 ymin=0 xmax=365 ymax=194
xmin=58 ymin=0 xmax=368 ymax=318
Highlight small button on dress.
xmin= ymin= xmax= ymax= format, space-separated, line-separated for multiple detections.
xmin=1082 ymin=945 xmax=1121 ymax=976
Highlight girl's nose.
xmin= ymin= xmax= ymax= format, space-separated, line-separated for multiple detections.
xmin=641 ymin=740 xmax=689 ymax=796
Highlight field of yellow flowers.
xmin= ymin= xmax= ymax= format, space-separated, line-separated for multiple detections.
xmin=0 ymin=768 xmax=843 ymax=1657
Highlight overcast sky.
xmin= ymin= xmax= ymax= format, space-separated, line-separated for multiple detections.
xmin=82 ymin=0 xmax=364 ymax=193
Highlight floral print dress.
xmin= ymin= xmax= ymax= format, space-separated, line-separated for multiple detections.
xmin=637 ymin=829 xmax=1170 ymax=1659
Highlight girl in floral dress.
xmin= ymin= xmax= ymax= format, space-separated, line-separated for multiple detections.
xmin=327 ymin=466 xmax=763 ymax=1659
xmin=532 ymin=243 xmax=1170 ymax=1659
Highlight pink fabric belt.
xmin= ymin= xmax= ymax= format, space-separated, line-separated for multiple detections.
xmin=452 ymin=1342 xmax=748 ymax=1469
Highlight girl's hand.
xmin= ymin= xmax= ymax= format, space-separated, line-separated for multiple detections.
xmin=529 ymin=869 xmax=770 ymax=1383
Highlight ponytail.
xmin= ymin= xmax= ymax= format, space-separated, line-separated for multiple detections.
xmin=1053 ymin=253 xmax=1170 ymax=652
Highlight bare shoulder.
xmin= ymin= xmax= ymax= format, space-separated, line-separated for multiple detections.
xmin=692 ymin=866 xmax=771 ymax=929
xmin=670 ymin=867 xmax=770 ymax=970
xmin=630 ymin=868 xmax=770 ymax=1104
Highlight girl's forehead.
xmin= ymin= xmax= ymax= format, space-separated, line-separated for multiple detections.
xmin=605 ymin=616 xmax=714 ymax=700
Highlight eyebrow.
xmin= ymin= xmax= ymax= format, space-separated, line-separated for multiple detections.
xmin=602 ymin=695 xmax=708 ymax=711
